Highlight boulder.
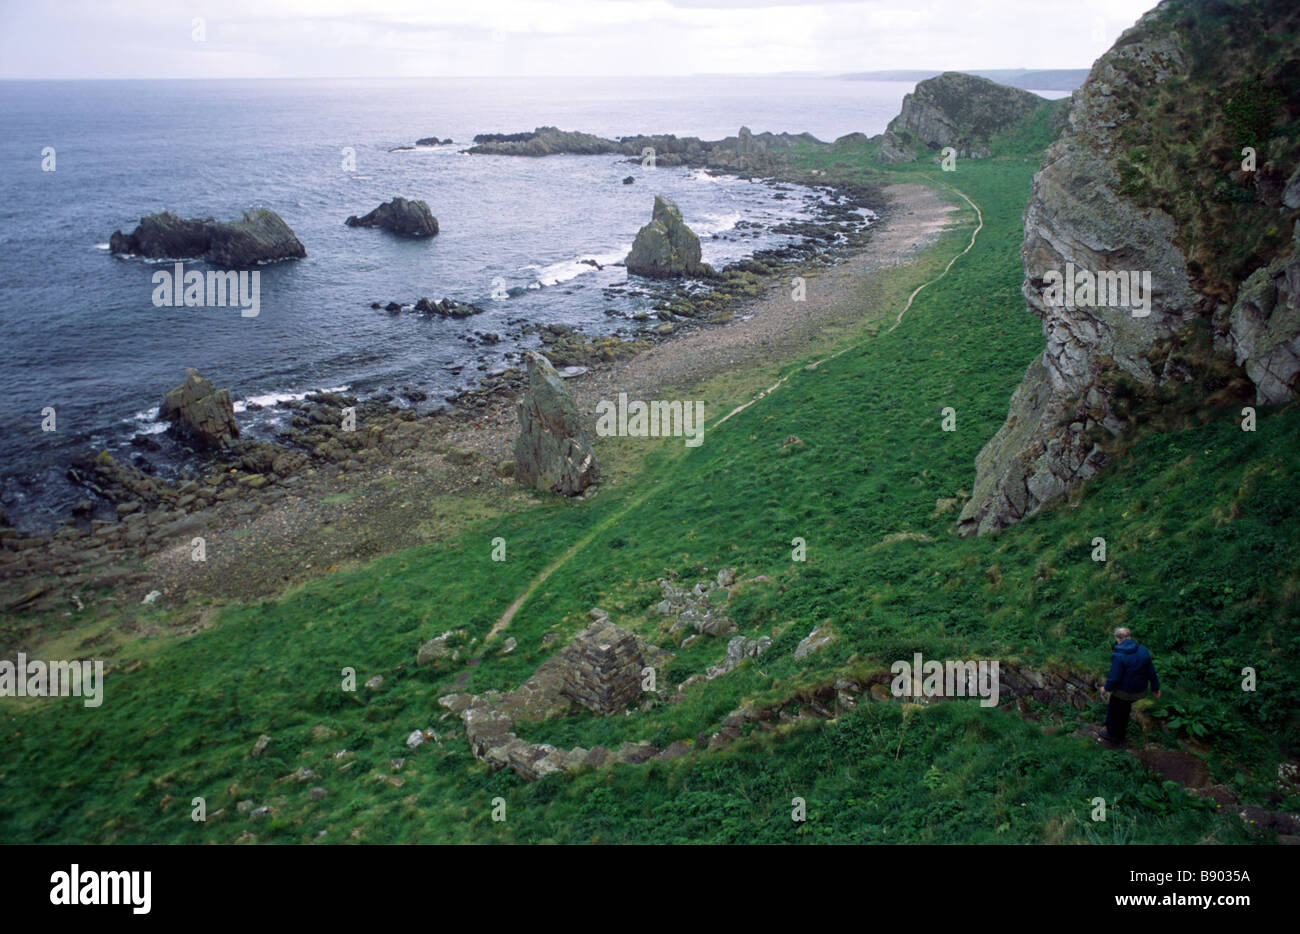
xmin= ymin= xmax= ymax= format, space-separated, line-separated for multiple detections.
xmin=345 ymin=197 xmax=439 ymax=237
xmin=160 ymin=368 xmax=240 ymax=449
xmin=513 ymin=351 xmax=599 ymax=495
xmin=625 ymin=196 xmax=713 ymax=279
xmin=415 ymin=136 xmax=453 ymax=146
xmin=109 ymin=209 xmax=306 ymax=265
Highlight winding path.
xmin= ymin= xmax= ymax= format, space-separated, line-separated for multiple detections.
xmin=486 ymin=180 xmax=983 ymax=641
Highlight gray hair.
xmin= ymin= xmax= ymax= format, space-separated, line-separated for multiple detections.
xmin=1114 ymin=627 xmax=1131 ymax=640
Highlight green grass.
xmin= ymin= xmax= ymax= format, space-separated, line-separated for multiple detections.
xmin=2 ymin=152 xmax=1295 ymax=845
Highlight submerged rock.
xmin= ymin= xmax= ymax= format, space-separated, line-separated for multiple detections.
xmin=160 ymin=368 xmax=240 ymax=449
xmin=513 ymin=351 xmax=599 ymax=495
xmin=625 ymin=196 xmax=713 ymax=279
xmin=345 ymin=196 xmax=439 ymax=237
xmin=109 ymin=208 xmax=306 ymax=265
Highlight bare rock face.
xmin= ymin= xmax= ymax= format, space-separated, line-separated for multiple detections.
xmin=513 ymin=351 xmax=599 ymax=495
xmin=959 ymin=0 xmax=1300 ymax=536
xmin=345 ymin=197 xmax=438 ymax=237
xmin=876 ymin=71 xmax=1043 ymax=164
xmin=625 ymin=195 xmax=713 ymax=279
xmin=1223 ymin=225 xmax=1300 ymax=406
xmin=161 ymin=368 xmax=240 ymax=448
xmin=109 ymin=209 xmax=306 ymax=265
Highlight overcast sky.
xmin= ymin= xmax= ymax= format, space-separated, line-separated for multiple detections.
xmin=0 ymin=0 xmax=1160 ymax=79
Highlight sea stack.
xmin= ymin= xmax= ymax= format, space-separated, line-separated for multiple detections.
xmin=625 ymin=195 xmax=713 ymax=279
xmin=345 ymin=197 xmax=439 ymax=237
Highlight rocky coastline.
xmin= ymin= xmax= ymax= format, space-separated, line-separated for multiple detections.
xmin=0 ymin=138 xmax=890 ymax=632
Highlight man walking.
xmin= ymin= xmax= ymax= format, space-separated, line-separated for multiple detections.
xmin=1098 ymin=627 xmax=1160 ymax=747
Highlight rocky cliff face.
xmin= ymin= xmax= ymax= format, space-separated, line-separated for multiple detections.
xmin=959 ymin=0 xmax=1300 ymax=535
xmin=877 ymin=72 xmax=1044 ymax=164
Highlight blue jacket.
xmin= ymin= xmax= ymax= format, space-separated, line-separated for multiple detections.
xmin=1105 ymin=639 xmax=1160 ymax=695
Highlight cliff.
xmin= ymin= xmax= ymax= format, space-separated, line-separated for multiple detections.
xmin=958 ymin=0 xmax=1300 ymax=535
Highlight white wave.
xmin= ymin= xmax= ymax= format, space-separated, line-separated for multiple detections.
xmin=127 ymin=406 xmax=168 ymax=435
xmin=693 ymin=211 xmax=741 ymax=236
xmin=94 ymin=242 xmax=110 ymax=250
xmin=232 ymin=384 xmax=350 ymax=413
xmin=535 ymin=244 xmax=632 ymax=286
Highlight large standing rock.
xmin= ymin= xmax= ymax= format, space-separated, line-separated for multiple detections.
xmin=160 ymin=368 xmax=240 ymax=448
xmin=345 ymin=197 xmax=439 ymax=237
xmin=513 ymin=351 xmax=598 ymax=495
xmin=109 ymin=209 xmax=306 ymax=265
xmin=625 ymin=196 xmax=713 ymax=279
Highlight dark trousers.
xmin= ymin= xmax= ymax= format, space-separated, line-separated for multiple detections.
xmin=1105 ymin=696 xmax=1134 ymax=742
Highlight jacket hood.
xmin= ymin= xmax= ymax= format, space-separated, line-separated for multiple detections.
xmin=1114 ymin=639 xmax=1138 ymax=654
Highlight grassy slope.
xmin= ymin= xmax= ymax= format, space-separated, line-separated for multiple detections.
xmin=3 ymin=149 xmax=1297 ymax=845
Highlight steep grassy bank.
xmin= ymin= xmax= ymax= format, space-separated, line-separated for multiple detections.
xmin=3 ymin=151 xmax=1296 ymax=844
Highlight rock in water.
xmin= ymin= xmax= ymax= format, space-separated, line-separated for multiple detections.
xmin=625 ymin=195 xmax=713 ymax=279
xmin=513 ymin=351 xmax=599 ymax=495
xmin=109 ymin=209 xmax=306 ymax=265
xmin=160 ymin=368 xmax=240 ymax=448
xmin=345 ymin=197 xmax=439 ymax=237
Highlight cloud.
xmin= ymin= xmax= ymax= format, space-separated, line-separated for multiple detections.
xmin=0 ymin=0 xmax=1162 ymax=79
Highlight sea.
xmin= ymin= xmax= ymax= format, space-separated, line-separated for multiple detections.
xmin=0 ymin=76 xmax=1062 ymax=532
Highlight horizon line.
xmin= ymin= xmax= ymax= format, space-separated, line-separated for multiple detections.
xmin=0 ymin=69 xmax=1092 ymax=82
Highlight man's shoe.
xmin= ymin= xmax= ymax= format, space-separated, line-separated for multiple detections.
xmin=1097 ymin=729 xmax=1125 ymax=747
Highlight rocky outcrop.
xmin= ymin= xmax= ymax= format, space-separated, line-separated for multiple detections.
xmin=345 ymin=197 xmax=438 ymax=237
xmin=513 ymin=351 xmax=599 ymax=495
xmin=625 ymin=196 xmax=713 ymax=279
xmin=1223 ymin=227 xmax=1300 ymax=405
xmin=160 ymin=368 xmax=240 ymax=448
xmin=109 ymin=209 xmax=306 ymax=265
xmin=652 ymin=570 xmax=739 ymax=638
xmin=415 ymin=136 xmax=453 ymax=146
xmin=959 ymin=0 xmax=1300 ymax=535
xmin=466 ymin=125 xmax=813 ymax=172
xmin=876 ymin=72 xmax=1044 ymax=164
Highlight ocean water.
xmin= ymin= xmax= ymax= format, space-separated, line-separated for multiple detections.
xmin=0 ymin=76 xmax=917 ymax=530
